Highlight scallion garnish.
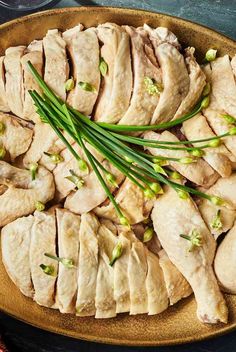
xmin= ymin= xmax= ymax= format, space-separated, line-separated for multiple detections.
xmin=44 ymin=253 xmax=76 ymax=269
xmin=39 ymin=264 xmax=55 ymax=276
xmin=44 ymin=152 xmax=64 ymax=164
xmin=78 ymin=81 xmax=96 ymax=93
xmin=0 ymin=146 xmax=6 ymax=159
xmin=0 ymin=122 xmax=5 ymax=136
xmin=180 ymin=229 xmax=202 ymax=252
xmin=109 ymin=242 xmax=123 ymax=266
xmin=29 ymin=162 xmax=38 ymax=180
xmin=35 ymin=201 xmax=45 ymax=212
xmin=65 ymin=169 xmax=84 ymax=189
xmin=99 ymin=57 xmax=108 ymax=77
xmin=143 ymin=227 xmax=154 ymax=243
xmin=210 ymin=209 xmax=222 ymax=230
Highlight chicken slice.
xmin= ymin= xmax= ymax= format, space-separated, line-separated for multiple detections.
xmin=214 ymin=221 xmax=236 ymax=294
xmin=113 ymin=231 xmax=131 ymax=313
xmin=0 ymin=161 xmax=55 ymax=227
xmin=129 ymin=237 xmax=148 ymax=315
xmin=210 ymin=55 xmax=236 ymax=116
xmin=143 ymin=25 xmax=181 ymax=49
xmin=63 ymin=26 xmax=100 ymax=115
xmin=173 ymin=47 xmax=206 ymax=119
xmin=21 ymin=40 xmax=43 ymax=123
xmin=182 ymin=114 xmax=232 ymax=177
xmin=117 ymin=26 xmax=161 ymax=127
xmin=95 ymin=224 xmax=117 ymax=318
xmin=146 ymin=249 xmax=169 ymax=315
xmin=204 ymin=108 xmax=236 ymax=160
xmin=56 ymin=209 xmax=80 ymax=313
xmin=158 ymin=249 xmax=192 ymax=305
xmin=76 ymin=213 xmax=99 ymax=317
xmin=144 ymin=130 xmax=218 ymax=187
xmin=94 ymin=178 xmax=154 ymax=224
xmin=23 ymin=123 xmax=58 ymax=167
xmin=65 ymin=160 xmax=125 ymax=214
xmin=53 ymin=143 xmax=103 ymax=200
xmin=0 ymin=56 xmax=9 ymax=112
xmin=198 ymin=174 xmax=236 ymax=238
xmin=231 ymin=55 xmax=236 ymax=77
xmin=152 ymin=186 xmax=228 ymax=323
xmin=43 ymin=29 xmax=69 ymax=101
xmin=0 ymin=112 xmax=33 ymax=161
xmin=94 ymin=23 xmax=132 ymax=123
xmin=1 ymin=215 xmax=34 ymax=298
xmin=4 ymin=46 xmax=25 ymax=117
xmin=144 ymin=25 xmax=189 ymax=124
xmin=30 ymin=209 xmax=58 ymax=308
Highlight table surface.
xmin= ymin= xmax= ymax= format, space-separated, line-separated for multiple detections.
xmin=0 ymin=0 xmax=236 ymax=351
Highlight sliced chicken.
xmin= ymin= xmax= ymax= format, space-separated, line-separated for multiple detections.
xmin=30 ymin=209 xmax=58 ymax=307
xmin=94 ymin=178 xmax=154 ymax=224
xmin=144 ymin=25 xmax=189 ymax=124
xmin=146 ymin=249 xmax=169 ymax=315
xmin=143 ymin=25 xmax=181 ymax=49
xmin=183 ymin=114 xmax=232 ymax=177
xmin=23 ymin=123 xmax=58 ymax=167
xmin=210 ymin=55 xmax=236 ymax=116
xmin=113 ymin=231 xmax=131 ymax=313
xmin=65 ymin=160 xmax=125 ymax=214
xmin=95 ymin=224 xmax=117 ymax=318
xmin=129 ymin=237 xmax=148 ymax=315
xmin=63 ymin=26 xmax=100 ymax=115
xmin=4 ymin=46 xmax=25 ymax=117
xmin=53 ymin=143 xmax=103 ymax=200
xmin=144 ymin=130 xmax=218 ymax=187
xmin=1 ymin=215 xmax=34 ymax=298
xmin=199 ymin=174 xmax=236 ymax=238
xmin=173 ymin=47 xmax=206 ymax=119
xmin=158 ymin=249 xmax=192 ymax=305
xmin=0 ymin=161 xmax=55 ymax=227
xmin=94 ymin=23 xmax=132 ymax=123
xmin=0 ymin=56 xmax=10 ymax=112
xmin=43 ymin=29 xmax=69 ymax=101
xmin=231 ymin=55 xmax=236 ymax=77
xmin=152 ymin=186 xmax=228 ymax=323
xmin=117 ymin=26 xmax=161 ymax=127
xmin=204 ymin=108 xmax=236 ymax=160
xmin=214 ymin=221 xmax=236 ymax=294
xmin=56 ymin=209 xmax=80 ymax=314
xmin=0 ymin=112 xmax=33 ymax=161
xmin=21 ymin=40 xmax=43 ymax=123
xmin=76 ymin=213 xmax=99 ymax=317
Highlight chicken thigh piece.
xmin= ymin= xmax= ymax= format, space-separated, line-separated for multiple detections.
xmin=198 ymin=173 xmax=236 ymax=238
xmin=0 ymin=56 xmax=9 ymax=112
xmin=0 ymin=161 xmax=55 ymax=227
xmin=144 ymin=130 xmax=218 ymax=187
xmin=56 ymin=209 xmax=81 ymax=314
xmin=94 ymin=23 xmax=132 ymax=123
xmin=214 ymin=221 xmax=236 ymax=294
xmin=63 ymin=26 xmax=100 ymax=115
xmin=144 ymin=25 xmax=190 ymax=124
xmin=183 ymin=114 xmax=232 ymax=177
xmin=43 ymin=29 xmax=69 ymax=101
xmin=151 ymin=186 xmax=228 ymax=323
xmin=30 ymin=209 xmax=58 ymax=308
xmin=76 ymin=213 xmax=99 ymax=317
xmin=117 ymin=26 xmax=161 ymax=127
xmin=0 ymin=112 xmax=33 ymax=161
xmin=4 ymin=46 xmax=26 ymax=117
xmin=1 ymin=215 xmax=35 ymax=298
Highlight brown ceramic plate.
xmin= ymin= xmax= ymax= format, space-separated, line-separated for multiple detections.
xmin=0 ymin=6 xmax=236 ymax=346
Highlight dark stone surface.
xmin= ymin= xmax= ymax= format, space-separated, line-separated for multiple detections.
xmin=0 ymin=0 xmax=236 ymax=351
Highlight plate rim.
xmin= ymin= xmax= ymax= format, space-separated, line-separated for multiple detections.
xmin=0 ymin=6 xmax=236 ymax=346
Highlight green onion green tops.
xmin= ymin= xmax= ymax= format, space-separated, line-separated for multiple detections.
xmin=99 ymin=57 xmax=108 ymax=77
xmin=109 ymin=242 xmax=123 ymax=266
xmin=220 ymin=114 xmax=236 ymax=125
xmin=0 ymin=147 xmax=6 ymax=160
xmin=44 ymin=152 xmax=64 ymax=164
xmin=205 ymin=48 xmax=217 ymax=62
xmin=78 ymin=81 xmax=96 ymax=93
xmin=44 ymin=253 xmax=76 ymax=269
xmin=39 ymin=264 xmax=55 ymax=276
xmin=210 ymin=209 xmax=223 ymax=230
xmin=35 ymin=201 xmax=45 ymax=212
xmin=180 ymin=229 xmax=202 ymax=252
xmin=0 ymin=122 xmax=5 ymax=136
xmin=78 ymin=159 xmax=89 ymax=173
xmin=144 ymin=76 xmax=163 ymax=96
xmin=143 ymin=227 xmax=154 ymax=243
xmin=202 ymin=83 xmax=211 ymax=96
xmin=29 ymin=162 xmax=38 ymax=180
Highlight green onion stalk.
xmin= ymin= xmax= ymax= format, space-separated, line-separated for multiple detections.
xmin=27 ymin=61 xmax=228 ymax=224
